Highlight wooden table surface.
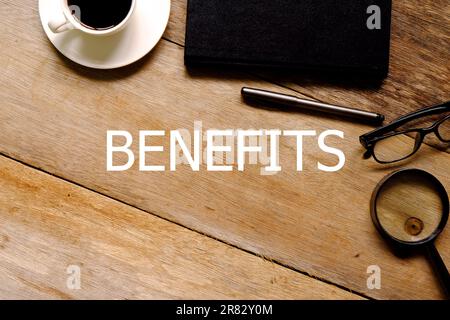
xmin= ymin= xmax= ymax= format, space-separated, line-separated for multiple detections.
xmin=1 ymin=0 xmax=449 ymax=300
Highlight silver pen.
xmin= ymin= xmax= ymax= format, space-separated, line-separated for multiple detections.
xmin=241 ymin=87 xmax=385 ymax=126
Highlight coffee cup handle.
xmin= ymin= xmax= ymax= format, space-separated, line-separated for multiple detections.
xmin=48 ymin=14 xmax=74 ymax=33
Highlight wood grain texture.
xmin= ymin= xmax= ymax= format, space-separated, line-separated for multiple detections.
xmin=375 ymin=173 xmax=445 ymax=242
xmin=0 ymin=156 xmax=360 ymax=299
xmin=0 ymin=0 xmax=449 ymax=300
xmin=165 ymin=0 xmax=450 ymax=122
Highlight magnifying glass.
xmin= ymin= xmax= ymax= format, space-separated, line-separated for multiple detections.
xmin=371 ymin=168 xmax=450 ymax=297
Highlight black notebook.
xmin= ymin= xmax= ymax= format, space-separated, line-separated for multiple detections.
xmin=185 ymin=0 xmax=392 ymax=78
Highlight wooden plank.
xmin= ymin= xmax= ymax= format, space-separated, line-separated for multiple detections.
xmin=164 ymin=0 xmax=450 ymax=122
xmin=394 ymin=0 xmax=450 ymax=28
xmin=1 ymin=0 xmax=449 ymax=299
xmin=0 ymin=156 xmax=359 ymax=299
xmin=271 ymin=4 xmax=450 ymax=122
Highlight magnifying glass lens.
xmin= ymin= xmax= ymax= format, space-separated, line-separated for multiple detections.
xmin=375 ymin=172 xmax=444 ymax=243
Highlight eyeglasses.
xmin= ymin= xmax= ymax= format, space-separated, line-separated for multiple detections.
xmin=360 ymin=101 xmax=450 ymax=164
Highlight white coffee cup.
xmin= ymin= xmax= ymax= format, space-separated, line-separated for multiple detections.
xmin=48 ymin=0 xmax=136 ymax=36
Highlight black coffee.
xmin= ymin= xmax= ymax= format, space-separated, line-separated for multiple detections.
xmin=67 ymin=0 xmax=133 ymax=30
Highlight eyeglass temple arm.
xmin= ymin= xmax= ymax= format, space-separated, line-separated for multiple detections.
xmin=360 ymin=101 xmax=450 ymax=145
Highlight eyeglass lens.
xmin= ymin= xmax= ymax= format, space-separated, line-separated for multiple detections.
xmin=373 ymin=131 xmax=421 ymax=163
xmin=437 ymin=117 xmax=450 ymax=142
xmin=373 ymin=116 xmax=450 ymax=163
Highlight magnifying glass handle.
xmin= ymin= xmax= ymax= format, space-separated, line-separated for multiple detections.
xmin=426 ymin=244 xmax=450 ymax=298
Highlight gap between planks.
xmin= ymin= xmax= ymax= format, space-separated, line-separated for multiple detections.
xmin=0 ymin=151 xmax=372 ymax=300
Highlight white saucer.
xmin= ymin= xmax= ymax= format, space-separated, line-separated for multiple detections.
xmin=39 ymin=0 xmax=171 ymax=69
